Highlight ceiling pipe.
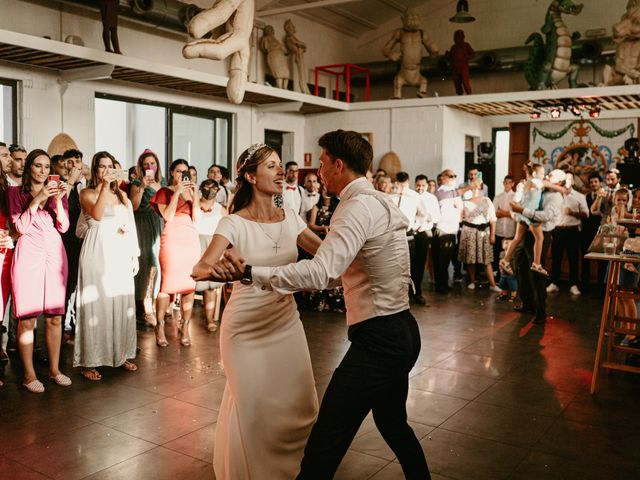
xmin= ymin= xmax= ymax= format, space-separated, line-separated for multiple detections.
xmin=53 ymin=0 xmax=203 ymax=33
xmin=352 ymin=37 xmax=615 ymax=84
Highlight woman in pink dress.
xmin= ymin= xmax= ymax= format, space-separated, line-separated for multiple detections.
xmin=8 ymin=149 xmax=71 ymax=393
xmin=0 ymin=143 xmax=16 ymax=373
xmin=150 ymin=159 xmax=200 ymax=347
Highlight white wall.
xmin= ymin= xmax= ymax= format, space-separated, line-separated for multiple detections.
xmin=0 ymin=61 xmax=310 ymax=174
xmin=305 ymin=104 xmax=497 ymax=182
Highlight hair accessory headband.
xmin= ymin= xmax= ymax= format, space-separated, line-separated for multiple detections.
xmin=237 ymin=143 xmax=268 ymax=173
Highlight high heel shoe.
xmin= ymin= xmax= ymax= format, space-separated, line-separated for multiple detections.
xmin=180 ymin=320 xmax=191 ymax=347
xmin=154 ymin=324 xmax=168 ymax=347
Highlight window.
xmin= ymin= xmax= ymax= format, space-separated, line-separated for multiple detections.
xmin=0 ymin=79 xmax=18 ymax=143
xmin=170 ymin=105 xmax=231 ymax=183
xmin=94 ymin=94 xmax=232 ymax=176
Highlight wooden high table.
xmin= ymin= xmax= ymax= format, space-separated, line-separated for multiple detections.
xmin=586 ymin=251 xmax=640 ymax=394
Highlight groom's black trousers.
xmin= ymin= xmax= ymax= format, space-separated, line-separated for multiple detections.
xmin=296 ymin=309 xmax=430 ymax=480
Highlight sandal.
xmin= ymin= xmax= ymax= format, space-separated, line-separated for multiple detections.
xmin=530 ymin=263 xmax=549 ymax=276
xmin=50 ymin=373 xmax=72 ymax=386
xmin=207 ymin=322 xmax=218 ymax=332
xmin=81 ymin=369 xmax=102 ymax=381
xmin=180 ymin=337 xmax=191 ymax=347
xmin=500 ymin=259 xmax=514 ymax=276
xmin=23 ymin=379 xmax=45 ymax=393
xmin=122 ymin=361 xmax=138 ymax=371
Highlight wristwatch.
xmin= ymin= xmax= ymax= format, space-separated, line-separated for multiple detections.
xmin=240 ymin=264 xmax=253 ymax=285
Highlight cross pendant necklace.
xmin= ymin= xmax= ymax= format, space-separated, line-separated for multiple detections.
xmin=247 ymin=208 xmax=284 ymax=255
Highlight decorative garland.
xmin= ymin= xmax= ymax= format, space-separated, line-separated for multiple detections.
xmin=532 ymin=120 xmax=635 ymax=142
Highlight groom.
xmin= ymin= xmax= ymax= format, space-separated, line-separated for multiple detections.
xmin=212 ymin=129 xmax=430 ymax=479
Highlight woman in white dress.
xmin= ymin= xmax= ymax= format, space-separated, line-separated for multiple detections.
xmin=192 ymin=144 xmax=321 ymax=480
xmin=195 ymin=179 xmax=226 ymax=332
xmin=74 ymin=152 xmax=140 ymax=381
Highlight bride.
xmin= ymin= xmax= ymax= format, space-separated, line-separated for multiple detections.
xmin=192 ymin=144 xmax=320 ymax=479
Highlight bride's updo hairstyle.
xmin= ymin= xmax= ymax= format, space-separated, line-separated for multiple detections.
xmin=230 ymin=143 xmax=275 ymax=213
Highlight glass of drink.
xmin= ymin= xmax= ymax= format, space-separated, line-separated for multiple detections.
xmin=603 ymin=236 xmax=616 ymax=255
xmin=633 ymin=208 xmax=638 ymax=221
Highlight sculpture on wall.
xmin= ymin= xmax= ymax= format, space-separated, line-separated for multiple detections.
xmin=524 ymin=0 xmax=584 ymax=90
xmin=382 ymin=9 xmax=439 ymax=98
xmin=183 ymin=0 xmax=255 ymax=104
xmin=260 ymin=25 xmax=290 ymax=89
xmin=602 ymin=0 xmax=640 ymax=86
xmin=445 ymin=30 xmax=475 ymax=95
xmin=284 ymin=19 xmax=310 ymax=94
xmin=100 ymin=0 xmax=122 ymax=54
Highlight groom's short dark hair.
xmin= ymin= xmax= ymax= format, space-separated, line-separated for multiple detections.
xmin=318 ymin=130 xmax=372 ymax=176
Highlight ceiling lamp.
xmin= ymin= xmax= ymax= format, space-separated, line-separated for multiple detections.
xmin=450 ymin=0 xmax=476 ymax=23
xmin=550 ymin=108 xmax=562 ymax=119
xmin=530 ymin=111 xmax=541 ymax=119
xmin=589 ymin=105 xmax=601 ymax=118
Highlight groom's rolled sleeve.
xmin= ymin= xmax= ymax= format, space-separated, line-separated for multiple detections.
xmin=252 ymin=198 xmax=373 ymax=295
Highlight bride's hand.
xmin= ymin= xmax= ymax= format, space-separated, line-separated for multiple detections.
xmin=213 ymin=251 xmax=246 ymax=282
xmin=191 ymin=260 xmax=216 ymax=282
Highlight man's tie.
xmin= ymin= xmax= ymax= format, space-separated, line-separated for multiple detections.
xmin=286 ymin=185 xmax=297 ymax=191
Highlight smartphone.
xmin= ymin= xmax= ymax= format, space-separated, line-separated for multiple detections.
xmin=476 ymin=171 xmax=483 ymax=181
xmin=47 ymin=174 xmax=60 ymax=187
xmin=145 ymin=169 xmax=154 ymax=178
xmin=182 ymin=172 xmax=191 ymax=183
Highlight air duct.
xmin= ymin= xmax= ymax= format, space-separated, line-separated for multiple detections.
xmin=53 ymin=0 xmax=203 ymax=33
xmin=354 ymin=37 xmax=615 ymax=84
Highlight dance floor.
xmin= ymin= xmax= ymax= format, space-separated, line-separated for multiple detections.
xmin=0 ymin=285 xmax=639 ymax=480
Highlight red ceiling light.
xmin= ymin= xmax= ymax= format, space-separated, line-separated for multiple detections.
xmin=550 ymin=108 xmax=562 ymax=119
xmin=530 ymin=111 xmax=541 ymax=119
xmin=589 ymin=105 xmax=601 ymax=118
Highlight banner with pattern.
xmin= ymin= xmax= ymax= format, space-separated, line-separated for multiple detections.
xmin=529 ymin=118 xmax=636 ymax=186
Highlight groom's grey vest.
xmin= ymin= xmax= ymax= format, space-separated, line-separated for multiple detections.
xmin=337 ymin=181 xmax=411 ymax=326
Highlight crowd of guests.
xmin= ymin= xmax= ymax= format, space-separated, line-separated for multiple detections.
xmin=0 ymin=142 xmax=240 ymax=391
xmin=369 ymin=164 xmax=626 ymax=320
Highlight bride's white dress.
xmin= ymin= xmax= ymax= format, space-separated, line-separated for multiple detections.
xmin=213 ymin=209 xmax=318 ymax=480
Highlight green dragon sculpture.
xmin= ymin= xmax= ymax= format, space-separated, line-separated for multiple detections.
xmin=525 ymin=0 xmax=584 ymax=90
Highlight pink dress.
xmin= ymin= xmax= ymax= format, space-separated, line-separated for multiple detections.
xmin=150 ymin=187 xmax=199 ymax=295
xmin=8 ymin=186 xmax=69 ymax=319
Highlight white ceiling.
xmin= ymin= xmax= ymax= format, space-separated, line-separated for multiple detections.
xmin=255 ymin=0 xmax=436 ymax=38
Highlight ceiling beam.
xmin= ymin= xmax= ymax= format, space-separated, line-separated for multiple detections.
xmin=324 ymin=4 xmax=379 ymax=29
xmin=59 ymin=64 xmax=114 ymax=82
xmin=257 ymin=0 xmax=363 ymax=17
xmin=294 ymin=11 xmax=362 ymax=37
xmin=375 ymin=0 xmax=408 ymax=13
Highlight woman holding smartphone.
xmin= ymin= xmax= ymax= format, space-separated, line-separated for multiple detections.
xmin=74 ymin=152 xmax=140 ymax=381
xmin=150 ymin=159 xmax=200 ymax=347
xmin=8 ymin=149 xmax=70 ymax=393
xmin=130 ymin=149 xmax=166 ymax=326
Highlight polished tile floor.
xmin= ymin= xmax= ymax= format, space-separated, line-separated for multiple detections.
xmin=1 ymin=284 xmax=639 ymax=480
